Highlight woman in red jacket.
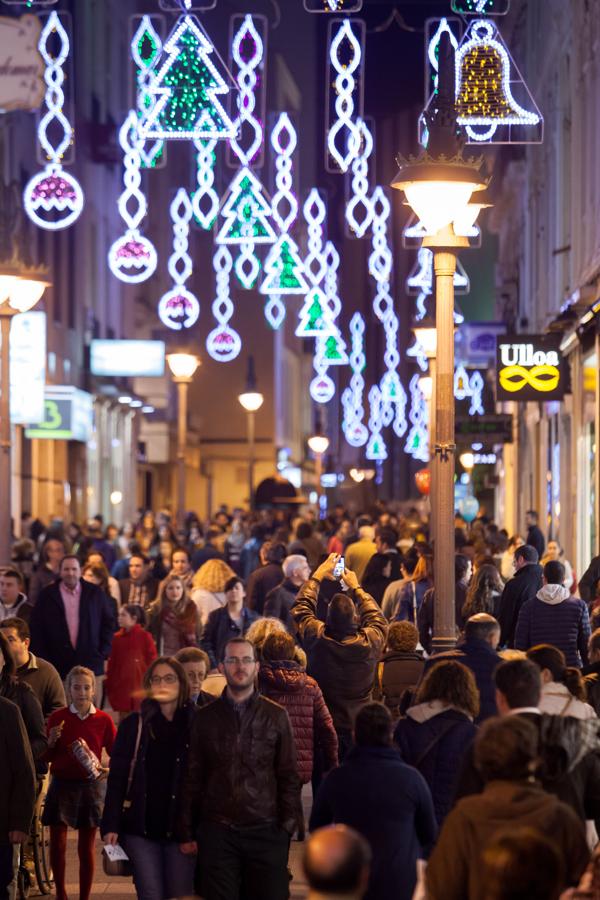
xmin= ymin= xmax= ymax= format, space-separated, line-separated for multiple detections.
xmin=105 ymin=605 xmax=157 ymax=720
xmin=44 ymin=666 xmax=116 ymax=900
xmin=258 ymin=630 xmax=338 ymax=784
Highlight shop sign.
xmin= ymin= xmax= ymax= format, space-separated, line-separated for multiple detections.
xmin=10 ymin=311 xmax=45 ymax=424
xmin=456 ymin=414 xmax=512 ymax=444
xmin=90 ymin=339 xmax=165 ymax=377
xmin=496 ymin=334 xmax=568 ymax=401
xmin=455 ymin=321 xmax=506 ymax=366
xmin=0 ymin=15 xmax=44 ymax=111
xmin=25 ymin=386 xmax=93 ymax=442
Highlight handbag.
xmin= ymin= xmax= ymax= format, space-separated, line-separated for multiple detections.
xmin=102 ymin=715 xmax=143 ymax=878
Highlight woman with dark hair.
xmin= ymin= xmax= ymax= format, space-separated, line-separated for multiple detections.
xmin=461 ymin=563 xmax=504 ymax=621
xmin=395 ymin=553 xmax=433 ymax=625
xmin=101 ymin=656 xmax=197 ymax=900
xmin=393 ymin=659 xmax=478 ymax=824
xmin=105 ymin=605 xmax=157 ymax=721
xmin=426 ymin=717 xmax=589 ymax=899
xmin=527 ymin=644 xmax=596 ymax=719
xmin=201 ymin=576 xmax=257 ymax=670
xmin=147 ymin=573 xmax=199 ymax=656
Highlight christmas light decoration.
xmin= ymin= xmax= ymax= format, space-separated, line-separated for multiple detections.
xmin=206 ymin=246 xmax=241 ymax=362
xmin=219 ymin=15 xmax=273 ymax=288
xmin=468 ymin=370 xmax=485 ymax=414
xmin=451 ymin=0 xmax=510 ymax=14
xmin=296 ymin=190 xmax=332 ymax=338
xmin=366 ymin=386 xmax=387 ymax=462
xmin=310 ymin=340 xmax=336 ymax=404
xmin=131 ymin=15 xmax=165 ymax=169
xmin=455 ymin=19 xmax=542 ymax=143
xmin=426 ymin=18 xmax=460 ymax=102
xmin=304 ymin=0 xmax=363 ymax=10
xmin=108 ymin=110 xmax=157 ymax=284
xmin=23 ymin=12 xmax=84 ymax=231
xmin=192 ymin=138 xmax=219 ymax=228
xmin=345 ymin=118 xmax=374 ymax=238
xmin=404 ymin=374 xmax=429 ymax=463
xmin=326 ymin=19 xmax=364 ymax=173
xmin=157 ymin=189 xmax=200 ymax=331
xmin=261 ymin=113 xmax=307 ymax=327
xmin=227 ymin=14 xmax=267 ymax=169
xmin=140 ymin=15 xmax=237 ymax=141
xmin=454 ymin=364 xmax=470 ymax=400
xmin=321 ymin=242 xmax=348 ymax=366
xmin=341 ymin=312 xmax=368 ymax=448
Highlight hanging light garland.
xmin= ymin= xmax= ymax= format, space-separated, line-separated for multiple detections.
xmin=206 ymin=246 xmax=242 ymax=361
xmin=326 ymin=19 xmax=363 ymax=173
xmin=341 ymin=312 xmax=368 ymax=448
xmin=130 ymin=15 xmax=165 ymax=169
xmin=157 ymin=188 xmax=200 ymax=331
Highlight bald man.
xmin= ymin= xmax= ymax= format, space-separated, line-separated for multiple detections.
xmin=303 ymin=825 xmax=371 ymax=900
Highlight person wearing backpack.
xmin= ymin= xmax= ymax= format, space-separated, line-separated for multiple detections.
xmin=372 ymin=621 xmax=424 ymax=719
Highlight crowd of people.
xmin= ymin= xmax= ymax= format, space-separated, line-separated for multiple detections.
xmin=3 ymin=502 xmax=600 ymax=899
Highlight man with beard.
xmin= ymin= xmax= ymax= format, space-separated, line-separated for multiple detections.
xmin=179 ymin=637 xmax=300 ymax=900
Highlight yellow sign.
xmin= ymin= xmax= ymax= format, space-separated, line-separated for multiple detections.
xmin=498 ymin=364 xmax=560 ymax=394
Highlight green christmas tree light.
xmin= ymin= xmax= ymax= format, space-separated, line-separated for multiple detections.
xmin=261 ymin=236 xmax=308 ymax=295
xmin=295 ymin=287 xmax=333 ymax=337
xmin=216 ymin=168 xmax=276 ymax=245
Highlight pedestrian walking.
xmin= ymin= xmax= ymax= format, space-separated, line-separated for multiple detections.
xmin=525 ymin=510 xmax=546 ymax=558
xmin=246 ymin=541 xmax=287 ymax=614
xmin=147 ymin=573 xmax=199 ymax=656
xmin=0 ymin=696 xmax=36 ymax=900
xmin=102 ymin=657 xmax=197 ymax=900
xmin=0 ymin=616 xmax=65 ymax=718
xmin=372 ymin=621 xmax=425 ymax=717
xmin=526 ymin=644 xmax=596 ymax=719
xmin=461 ymin=563 xmax=504 ymax=621
xmin=344 ymin=526 xmax=376 ymax=584
xmin=104 ymin=605 xmax=157 ymax=720
xmin=28 ymin=538 xmax=65 ymax=606
xmin=179 ymin=636 xmax=301 ymax=900
xmin=174 ymin=647 xmax=214 ymax=706
xmin=201 ymin=576 xmax=257 ymax=669
xmin=44 ymin=666 xmax=116 ymax=900
xmin=190 ymin=558 xmax=236 ymax=627
xmin=361 ymin=527 xmax=402 ymax=605
xmin=264 ymin=554 xmax=311 ymax=630
xmin=0 ymin=568 xmax=33 ymax=623
xmin=0 ymin=629 xmax=47 ymax=764
xmin=118 ymin=554 xmax=159 ymax=608
xmin=497 ymin=545 xmax=543 ymax=648
xmin=303 ymin=825 xmax=371 ymax=900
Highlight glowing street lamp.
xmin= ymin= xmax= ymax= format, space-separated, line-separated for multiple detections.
xmin=238 ymin=356 xmax=264 ymax=509
xmin=308 ymin=421 xmax=329 ymax=518
xmin=166 ymin=350 xmax=201 ymax=530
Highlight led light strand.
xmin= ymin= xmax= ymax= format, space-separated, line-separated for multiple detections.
xmin=454 ymin=364 xmax=470 ymax=400
xmin=206 ymin=246 xmax=241 ymax=361
xmin=428 ymin=18 xmax=459 ymax=97
xmin=131 ymin=16 xmax=165 ymax=169
xmin=341 ymin=312 xmax=368 ymax=448
xmin=456 ymin=19 xmax=541 ymax=142
xmin=366 ymin=385 xmax=387 ymax=461
xmin=345 ymin=118 xmax=373 ymax=238
xmin=140 ymin=15 xmax=237 ymax=140
xmin=327 ymin=20 xmax=362 ymax=173
xmin=219 ymin=15 xmax=273 ymax=288
xmin=321 ymin=241 xmax=348 ymax=365
xmin=23 ymin=12 xmax=84 ymax=230
xmin=157 ymin=188 xmax=200 ymax=331
xmin=191 ymin=138 xmax=218 ymax=229
xmin=468 ymin=370 xmax=485 ymax=414
xmin=404 ymin=374 xmax=429 ymax=463
xmin=310 ymin=340 xmax=336 ymax=404
xmin=261 ymin=114 xmax=307 ymax=327
xmin=108 ymin=110 xmax=157 ymax=284
xmin=296 ymin=190 xmax=333 ymax=338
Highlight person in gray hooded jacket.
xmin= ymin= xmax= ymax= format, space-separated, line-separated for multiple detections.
xmin=515 ymin=561 xmax=590 ymax=667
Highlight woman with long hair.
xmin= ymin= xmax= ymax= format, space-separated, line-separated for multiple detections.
xmin=101 ymin=657 xmax=197 ymax=900
xmin=147 ymin=574 xmax=199 ymax=656
xmin=396 ymin=553 xmax=433 ymax=625
xmin=526 ymin=644 xmax=596 ymax=719
xmin=105 ymin=605 xmax=157 ymax=721
xmin=44 ymin=666 xmax=116 ymax=900
xmin=394 ymin=659 xmax=479 ymax=824
xmin=190 ymin=558 xmax=236 ymax=627
xmin=462 ymin=563 xmax=504 ymax=621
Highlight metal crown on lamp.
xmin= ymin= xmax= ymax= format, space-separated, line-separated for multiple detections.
xmin=166 ymin=350 xmax=201 ymax=382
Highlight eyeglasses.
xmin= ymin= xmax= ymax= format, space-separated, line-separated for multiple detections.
xmin=149 ymin=674 xmax=178 ymax=685
xmin=223 ymin=657 xmax=256 ymax=667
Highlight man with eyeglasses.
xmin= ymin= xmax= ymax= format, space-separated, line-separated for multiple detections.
xmin=179 ymin=636 xmax=300 ymax=900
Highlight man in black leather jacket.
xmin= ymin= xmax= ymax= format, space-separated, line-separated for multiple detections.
xmin=179 ymin=636 xmax=300 ymax=900
xmin=497 ymin=545 xmax=543 ymax=647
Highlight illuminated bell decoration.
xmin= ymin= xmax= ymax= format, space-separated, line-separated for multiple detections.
xmin=415 ymin=468 xmax=431 ymax=496
xmin=140 ymin=15 xmax=237 ymax=141
xmin=456 ymin=19 xmax=541 ymax=142
xmin=24 ymin=13 xmax=84 ymax=231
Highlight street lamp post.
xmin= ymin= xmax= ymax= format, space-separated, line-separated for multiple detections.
xmin=238 ymin=356 xmax=264 ymax=511
xmin=392 ymin=33 xmax=487 ymax=652
xmin=166 ymin=351 xmax=201 ymax=533
xmin=0 ymin=269 xmax=48 ymax=565
xmin=308 ymin=422 xmax=329 ymax=519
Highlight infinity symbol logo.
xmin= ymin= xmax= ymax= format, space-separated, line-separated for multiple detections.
xmin=499 ymin=364 xmax=560 ymax=393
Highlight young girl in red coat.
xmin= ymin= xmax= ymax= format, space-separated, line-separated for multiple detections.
xmin=105 ymin=605 xmax=157 ymax=721
xmin=44 ymin=666 xmax=116 ymax=900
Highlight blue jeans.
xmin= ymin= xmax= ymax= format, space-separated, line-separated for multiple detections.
xmin=122 ymin=834 xmax=196 ymax=900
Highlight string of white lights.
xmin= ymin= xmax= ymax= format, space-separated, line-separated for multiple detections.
xmin=192 ymin=138 xmax=219 ymax=229
xmin=404 ymin=374 xmax=429 ymax=463
xmin=341 ymin=312 xmax=368 ymax=448
xmin=366 ymin=385 xmax=388 ymax=461
xmin=345 ymin=118 xmax=373 ymax=238
xmin=157 ymin=189 xmax=200 ymax=331
xmin=130 ymin=15 xmax=164 ymax=168
xmin=206 ymin=246 xmax=242 ymax=361
xmin=327 ymin=20 xmax=362 ymax=172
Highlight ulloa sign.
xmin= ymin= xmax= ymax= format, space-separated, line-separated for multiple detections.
xmin=496 ymin=335 xmax=568 ymax=401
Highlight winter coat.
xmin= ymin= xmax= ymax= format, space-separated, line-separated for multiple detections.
xmin=259 ymin=659 xmax=338 ymax=783
xmin=515 ymin=584 xmax=591 ymax=667
xmin=310 ymin=745 xmax=437 ymax=900
xmin=246 ymin=563 xmax=284 ymax=614
xmin=497 ymin=563 xmax=543 ymax=647
xmin=0 ymin=594 xmax=33 ymax=623
xmin=29 ymin=579 xmax=115 ymax=678
xmin=191 ymin=588 xmax=226 ymax=628
xmin=454 ymin=713 xmax=600 ymax=827
xmin=102 ymin=699 xmax=196 ymax=840
xmin=0 ymin=675 xmax=47 ymax=766
xmin=292 ymin=577 xmax=387 ymax=733
xmin=104 ymin=625 xmax=157 ymax=713
xmin=372 ymin=650 xmax=425 ymax=713
xmin=0 ymin=696 xmax=36 ymax=842
xmin=361 ymin=550 xmax=402 ymax=606
xmin=288 ymin=536 xmax=325 ymax=572
xmin=538 ymin=681 xmax=596 ymax=719
xmin=396 ymin=579 xmax=432 ymax=625
xmin=263 ymin=578 xmax=299 ymax=630
xmin=344 ymin=539 xmax=377 ymax=583
xmin=423 ymin=638 xmax=500 ymax=722
xmin=427 ymin=780 xmax=588 ymax=900
xmin=394 ymin=702 xmax=477 ymax=824
xmin=578 ymin=554 xmax=600 ymax=604
xmin=179 ymin=691 xmax=301 ymax=839
xmin=418 ymin=581 xmax=468 ymax=653
xmin=118 ymin=576 xmax=160 ymax=608
xmin=527 ymin=524 xmax=546 ymax=558
xmin=200 ymin=605 xmax=258 ymax=669
xmin=146 ymin=599 xmax=199 ymax=655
